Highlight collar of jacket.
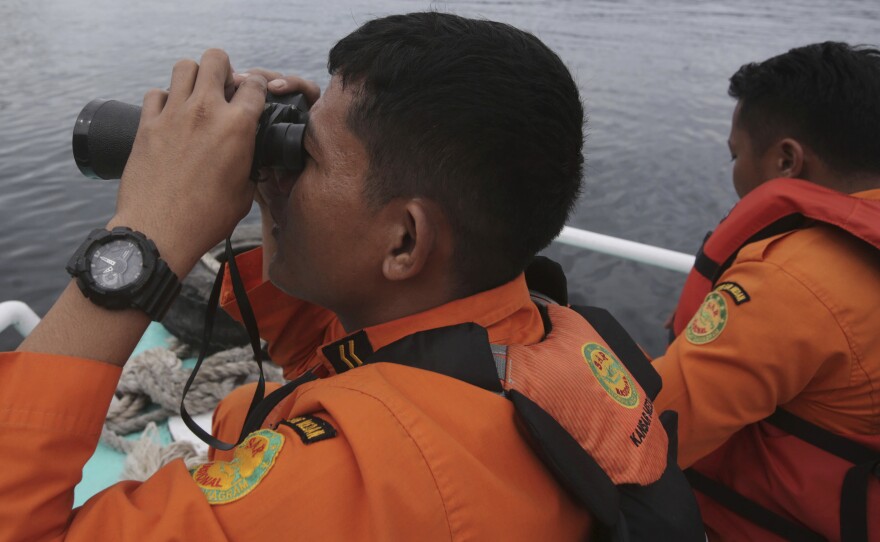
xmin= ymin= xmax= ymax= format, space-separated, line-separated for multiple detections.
xmin=317 ymin=273 xmax=544 ymax=383
xmin=323 ymin=323 xmax=504 ymax=393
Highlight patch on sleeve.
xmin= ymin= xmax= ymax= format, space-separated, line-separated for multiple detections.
xmin=715 ymin=282 xmax=750 ymax=305
xmin=582 ymin=343 xmax=640 ymax=409
xmin=189 ymin=429 xmax=284 ymax=505
xmin=279 ymin=415 xmax=337 ymax=445
xmin=685 ymin=291 xmax=728 ymax=345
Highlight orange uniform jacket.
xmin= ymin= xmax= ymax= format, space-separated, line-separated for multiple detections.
xmin=0 ymin=248 xmax=593 ymax=541
xmin=654 ymin=188 xmax=880 ymax=541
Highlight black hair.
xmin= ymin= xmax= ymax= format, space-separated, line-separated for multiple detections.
xmin=729 ymin=41 xmax=880 ymax=176
xmin=328 ymin=12 xmax=585 ymax=295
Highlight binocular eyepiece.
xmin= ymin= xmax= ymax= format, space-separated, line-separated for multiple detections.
xmin=72 ymin=93 xmax=310 ymax=180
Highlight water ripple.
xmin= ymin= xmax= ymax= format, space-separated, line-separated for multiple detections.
xmin=1 ymin=0 xmax=878 ymax=352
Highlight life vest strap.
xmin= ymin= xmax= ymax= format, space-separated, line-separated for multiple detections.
xmin=766 ymin=408 xmax=880 ymax=542
xmin=524 ymin=255 xmax=569 ymax=306
xmin=685 ymin=468 xmax=826 ymax=542
xmin=687 ymin=408 xmax=880 ymax=542
xmin=841 ymin=459 xmax=880 ymax=542
xmin=622 ymin=411 xmax=705 ymax=542
xmin=693 ymin=240 xmax=720 ymax=281
xmin=691 ymin=214 xmax=810 ymax=286
xmin=508 ymin=389 xmax=622 ymax=528
xmin=765 ymin=408 xmax=878 ymax=464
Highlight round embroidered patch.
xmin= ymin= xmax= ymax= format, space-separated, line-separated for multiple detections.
xmin=190 ymin=429 xmax=284 ymax=505
xmin=582 ymin=342 xmax=640 ymax=409
xmin=685 ymin=291 xmax=728 ymax=345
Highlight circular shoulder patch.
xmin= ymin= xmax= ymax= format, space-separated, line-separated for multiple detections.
xmin=190 ymin=429 xmax=284 ymax=505
xmin=582 ymin=343 xmax=640 ymax=409
xmin=685 ymin=291 xmax=728 ymax=345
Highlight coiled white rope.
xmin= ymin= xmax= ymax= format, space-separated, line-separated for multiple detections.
xmin=102 ymin=340 xmax=284 ymax=481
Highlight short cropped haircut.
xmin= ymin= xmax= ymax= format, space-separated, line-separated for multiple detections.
xmin=729 ymin=41 xmax=880 ymax=176
xmin=328 ymin=12 xmax=585 ymax=295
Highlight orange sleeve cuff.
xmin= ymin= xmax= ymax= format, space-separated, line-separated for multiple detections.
xmin=0 ymin=351 xmax=121 ymax=436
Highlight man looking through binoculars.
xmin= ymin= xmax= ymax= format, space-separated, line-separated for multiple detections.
xmin=2 ymin=13 xmax=701 ymax=541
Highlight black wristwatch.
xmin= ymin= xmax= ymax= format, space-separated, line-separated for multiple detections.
xmin=66 ymin=227 xmax=181 ymax=321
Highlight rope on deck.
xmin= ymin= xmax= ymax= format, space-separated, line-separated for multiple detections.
xmin=102 ymin=339 xmax=284 ymax=481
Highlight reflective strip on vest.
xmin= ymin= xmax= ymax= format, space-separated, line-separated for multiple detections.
xmin=490 ymin=344 xmax=508 ymax=382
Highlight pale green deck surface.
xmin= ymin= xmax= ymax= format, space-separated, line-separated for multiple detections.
xmin=73 ymin=322 xmax=177 ymax=507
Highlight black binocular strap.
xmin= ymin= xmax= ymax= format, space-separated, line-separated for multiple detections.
xmin=179 ymin=237 xmax=269 ymax=452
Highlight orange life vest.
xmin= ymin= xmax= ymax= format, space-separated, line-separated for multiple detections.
xmin=209 ymin=285 xmax=705 ymax=540
xmin=672 ymin=178 xmax=880 ymax=336
xmin=500 ymin=301 xmax=709 ymax=541
xmin=327 ymin=301 xmax=703 ymax=541
xmin=672 ymin=178 xmax=880 ymax=541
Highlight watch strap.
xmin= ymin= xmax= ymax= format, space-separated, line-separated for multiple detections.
xmin=132 ymin=256 xmax=182 ymax=321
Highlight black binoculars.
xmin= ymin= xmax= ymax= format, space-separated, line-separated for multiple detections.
xmin=72 ymin=93 xmax=310 ymax=180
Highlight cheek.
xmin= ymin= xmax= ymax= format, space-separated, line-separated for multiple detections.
xmin=730 ymin=159 xmax=743 ymax=190
xmin=285 ymin=172 xmax=322 ymax=224
xmin=733 ymin=159 xmax=746 ymax=179
xmin=732 ymin=156 xmax=764 ymax=198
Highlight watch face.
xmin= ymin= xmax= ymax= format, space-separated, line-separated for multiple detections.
xmin=89 ymin=239 xmax=145 ymax=291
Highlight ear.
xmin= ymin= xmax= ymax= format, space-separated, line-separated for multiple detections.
xmin=772 ymin=138 xmax=806 ymax=178
xmin=381 ymin=199 xmax=437 ymax=282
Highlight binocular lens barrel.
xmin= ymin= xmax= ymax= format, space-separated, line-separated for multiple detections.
xmin=71 ymin=95 xmax=309 ymax=181
xmin=73 ymin=100 xmax=141 ymax=180
xmin=263 ymin=123 xmax=307 ymax=172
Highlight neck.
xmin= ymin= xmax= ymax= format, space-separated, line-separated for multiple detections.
xmin=795 ymin=167 xmax=880 ymax=195
xmin=336 ymin=277 xmax=459 ymax=333
xmin=797 ymin=159 xmax=880 ymax=194
xmin=841 ymin=174 xmax=880 ymax=194
xmin=806 ymin=175 xmax=880 ymax=195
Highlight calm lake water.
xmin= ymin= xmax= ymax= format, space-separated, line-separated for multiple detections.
xmin=1 ymin=0 xmax=878 ymax=355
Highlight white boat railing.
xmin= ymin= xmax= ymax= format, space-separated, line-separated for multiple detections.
xmin=0 ymin=300 xmax=41 ymax=338
xmin=0 ymin=226 xmax=696 ymax=339
xmin=554 ymin=226 xmax=695 ymax=274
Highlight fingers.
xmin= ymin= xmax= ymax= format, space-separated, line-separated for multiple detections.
xmin=235 ymin=70 xmax=321 ymax=105
xmin=268 ymin=75 xmax=320 ymax=105
xmin=142 ymin=88 xmax=168 ymax=118
xmin=167 ymin=59 xmax=198 ymax=107
xmin=223 ymin=62 xmax=235 ymax=103
xmin=154 ymin=49 xmax=270 ymax=121
xmin=231 ymin=74 xmax=268 ymax=120
xmin=234 ymin=68 xmax=283 ymax=87
xmin=193 ymin=48 xmax=233 ymax=99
